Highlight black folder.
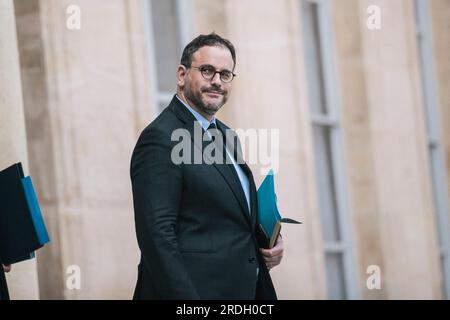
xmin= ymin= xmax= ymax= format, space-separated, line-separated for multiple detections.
xmin=0 ymin=163 xmax=49 ymax=265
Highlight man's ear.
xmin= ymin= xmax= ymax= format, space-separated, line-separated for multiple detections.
xmin=177 ymin=65 xmax=187 ymax=87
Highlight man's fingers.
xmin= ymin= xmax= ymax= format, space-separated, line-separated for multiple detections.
xmin=262 ymin=234 xmax=284 ymax=270
xmin=264 ymin=257 xmax=275 ymax=264
xmin=264 ymin=250 xmax=283 ymax=262
xmin=260 ymin=247 xmax=282 ymax=258
xmin=2 ymin=264 xmax=11 ymax=273
xmin=263 ymin=255 xmax=283 ymax=268
xmin=263 ymin=254 xmax=282 ymax=263
xmin=266 ymin=260 xmax=280 ymax=270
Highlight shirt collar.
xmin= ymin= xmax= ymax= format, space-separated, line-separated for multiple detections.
xmin=176 ymin=95 xmax=216 ymax=131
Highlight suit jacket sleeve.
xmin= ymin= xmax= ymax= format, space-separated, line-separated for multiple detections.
xmin=130 ymin=126 xmax=200 ymax=299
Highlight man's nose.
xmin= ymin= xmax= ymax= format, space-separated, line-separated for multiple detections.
xmin=210 ymin=72 xmax=222 ymax=86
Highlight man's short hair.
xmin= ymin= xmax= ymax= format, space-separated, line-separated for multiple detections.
xmin=180 ymin=32 xmax=236 ymax=70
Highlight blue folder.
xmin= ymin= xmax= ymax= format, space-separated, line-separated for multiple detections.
xmin=257 ymin=169 xmax=301 ymax=248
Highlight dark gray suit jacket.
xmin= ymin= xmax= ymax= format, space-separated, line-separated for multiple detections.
xmin=130 ymin=96 xmax=277 ymax=299
xmin=0 ymin=261 xmax=9 ymax=300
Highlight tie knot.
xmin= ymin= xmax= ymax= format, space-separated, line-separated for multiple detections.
xmin=206 ymin=122 xmax=220 ymax=143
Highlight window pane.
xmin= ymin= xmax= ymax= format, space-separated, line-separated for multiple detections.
xmin=430 ymin=152 xmax=444 ymax=247
xmin=313 ymin=125 xmax=341 ymax=242
xmin=151 ymin=0 xmax=181 ymax=93
xmin=325 ymin=252 xmax=347 ymax=299
xmin=441 ymin=255 xmax=447 ymax=299
xmin=302 ymin=1 xmax=327 ymax=115
xmin=415 ymin=0 xmax=450 ymax=298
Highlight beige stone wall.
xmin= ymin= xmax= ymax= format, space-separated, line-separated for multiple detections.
xmin=338 ymin=0 xmax=441 ymax=298
xmin=0 ymin=0 xmax=40 ymax=300
xmin=332 ymin=0 xmax=386 ymax=299
xmin=13 ymin=0 xmax=153 ymax=299
xmin=194 ymin=0 xmax=227 ymax=37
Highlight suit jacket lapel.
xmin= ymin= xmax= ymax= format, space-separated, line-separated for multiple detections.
xmin=216 ymin=121 xmax=255 ymax=223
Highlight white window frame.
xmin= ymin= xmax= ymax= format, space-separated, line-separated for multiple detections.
xmin=143 ymin=0 xmax=194 ymax=116
xmin=415 ymin=0 xmax=450 ymax=299
xmin=302 ymin=0 xmax=360 ymax=299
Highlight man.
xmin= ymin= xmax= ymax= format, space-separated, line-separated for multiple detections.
xmin=130 ymin=33 xmax=283 ymax=300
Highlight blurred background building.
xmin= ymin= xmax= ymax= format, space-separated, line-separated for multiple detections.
xmin=0 ymin=0 xmax=449 ymax=299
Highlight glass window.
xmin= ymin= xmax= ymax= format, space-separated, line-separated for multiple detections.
xmin=302 ymin=1 xmax=328 ymax=115
xmin=313 ymin=125 xmax=341 ymax=242
xmin=415 ymin=0 xmax=450 ymax=299
xmin=146 ymin=0 xmax=193 ymax=113
xmin=150 ymin=0 xmax=181 ymax=93
xmin=325 ymin=252 xmax=347 ymax=299
xmin=302 ymin=0 xmax=358 ymax=299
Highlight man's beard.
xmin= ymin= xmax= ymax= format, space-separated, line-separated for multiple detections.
xmin=184 ymin=85 xmax=227 ymax=116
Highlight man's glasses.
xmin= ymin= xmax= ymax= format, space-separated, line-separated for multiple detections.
xmin=189 ymin=64 xmax=236 ymax=83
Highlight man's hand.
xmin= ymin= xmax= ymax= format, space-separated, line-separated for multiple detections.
xmin=259 ymin=235 xmax=284 ymax=270
xmin=2 ymin=264 xmax=11 ymax=273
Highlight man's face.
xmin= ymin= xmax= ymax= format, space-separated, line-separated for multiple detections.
xmin=178 ymin=45 xmax=234 ymax=116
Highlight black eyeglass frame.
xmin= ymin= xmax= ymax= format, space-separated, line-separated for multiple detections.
xmin=188 ymin=64 xmax=236 ymax=83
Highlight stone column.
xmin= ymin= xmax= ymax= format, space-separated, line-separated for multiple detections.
xmin=332 ymin=0 xmax=386 ymax=299
xmin=354 ymin=0 xmax=441 ymax=298
xmin=0 ymin=0 xmax=40 ymax=300
xmin=13 ymin=0 xmax=152 ymax=299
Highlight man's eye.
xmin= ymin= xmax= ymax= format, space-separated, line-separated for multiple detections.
xmin=201 ymin=67 xmax=214 ymax=75
xmin=221 ymin=72 xmax=232 ymax=80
